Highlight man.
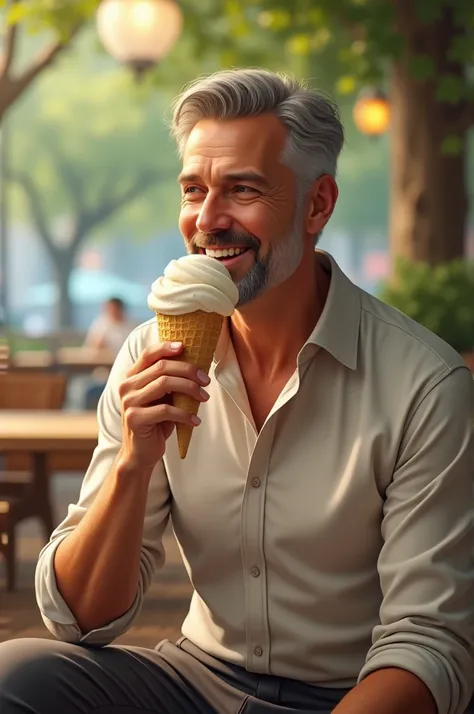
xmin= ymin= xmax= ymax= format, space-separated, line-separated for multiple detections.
xmin=0 ymin=69 xmax=473 ymax=714
xmin=83 ymin=297 xmax=136 ymax=409
xmin=84 ymin=297 xmax=135 ymax=356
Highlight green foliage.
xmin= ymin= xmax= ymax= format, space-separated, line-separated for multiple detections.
xmin=380 ymin=259 xmax=474 ymax=353
xmin=4 ymin=0 xmax=474 ymax=112
xmin=414 ymin=0 xmax=446 ymax=24
xmin=436 ymin=74 xmax=467 ymax=104
xmin=410 ymin=55 xmax=436 ymax=81
xmin=8 ymin=32 xmax=181 ymax=242
xmin=441 ymin=134 xmax=465 ymax=156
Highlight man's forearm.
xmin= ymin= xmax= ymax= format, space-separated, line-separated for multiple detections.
xmin=333 ymin=668 xmax=437 ymax=714
xmin=54 ymin=455 xmax=154 ymax=634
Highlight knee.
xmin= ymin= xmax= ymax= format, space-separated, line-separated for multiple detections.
xmin=0 ymin=638 xmax=66 ymax=696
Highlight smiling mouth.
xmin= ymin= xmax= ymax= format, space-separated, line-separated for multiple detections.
xmin=198 ymin=247 xmax=251 ymax=260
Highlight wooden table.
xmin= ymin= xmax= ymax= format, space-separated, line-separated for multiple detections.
xmin=0 ymin=411 xmax=99 ymax=453
xmin=11 ymin=348 xmax=115 ymax=374
xmin=0 ymin=411 xmax=99 ymax=535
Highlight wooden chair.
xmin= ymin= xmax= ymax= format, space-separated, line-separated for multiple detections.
xmin=0 ymin=371 xmax=67 ymax=591
xmin=0 ymin=497 xmax=19 ymax=592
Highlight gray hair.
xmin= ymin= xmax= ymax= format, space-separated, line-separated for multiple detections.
xmin=171 ymin=68 xmax=345 ymax=188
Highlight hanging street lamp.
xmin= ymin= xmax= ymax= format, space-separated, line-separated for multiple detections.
xmin=96 ymin=0 xmax=183 ymax=79
xmin=353 ymin=88 xmax=390 ymax=138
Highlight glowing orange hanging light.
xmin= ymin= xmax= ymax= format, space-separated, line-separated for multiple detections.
xmin=353 ymin=88 xmax=390 ymax=137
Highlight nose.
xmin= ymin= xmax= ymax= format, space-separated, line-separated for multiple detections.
xmin=195 ymin=194 xmax=232 ymax=234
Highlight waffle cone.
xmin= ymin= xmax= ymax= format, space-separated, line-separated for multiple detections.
xmin=156 ymin=310 xmax=224 ymax=458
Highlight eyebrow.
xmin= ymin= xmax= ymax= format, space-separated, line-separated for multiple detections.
xmin=178 ymin=171 xmax=268 ymax=186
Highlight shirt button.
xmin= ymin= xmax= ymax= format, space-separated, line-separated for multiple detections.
xmin=250 ymin=566 xmax=260 ymax=578
xmin=254 ymin=646 xmax=263 ymax=657
xmin=251 ymin=478 xmax=261 ymax=488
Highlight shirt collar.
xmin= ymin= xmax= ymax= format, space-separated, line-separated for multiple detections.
xmin=304 ymin=250 xmax=361 ymax=370
xmin=214 ymin=249 xmax=361 ymax=371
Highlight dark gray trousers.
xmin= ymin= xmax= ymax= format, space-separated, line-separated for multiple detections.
xmin=0 ymin=636 xmax=350 ymax=713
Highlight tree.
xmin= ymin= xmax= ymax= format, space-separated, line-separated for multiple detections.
xmin=9 ymin=45 xmax=179 ymax=327
xmin=0 ymin=0 xmax=86 ymax=121
xmin=6 ymin=0 xmax=471 ymax=269
xmin=191 ymin=0 xmax=474 ymax=268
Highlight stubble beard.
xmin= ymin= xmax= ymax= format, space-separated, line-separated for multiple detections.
xmin=236 ymin=200 xmax=306 ymax=308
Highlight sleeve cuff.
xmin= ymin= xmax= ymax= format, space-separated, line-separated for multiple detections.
xmin=35 ymin=535 xmax=143 ymax=646
xmin=359 ymin=645 xmax=472 ymax=714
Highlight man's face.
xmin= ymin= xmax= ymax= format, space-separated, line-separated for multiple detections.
xmin=178 ymin=114 xmax=305 ymax=306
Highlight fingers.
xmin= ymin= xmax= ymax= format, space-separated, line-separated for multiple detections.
xmin=126 ymin=344 xmax=210 ymax=387
xmin=130 ymin=357 xmax=210 ymax=393
xmin=129 ymin=375 xmax=210 ymax=409
xmin=123 ymin=403 xmax=201 ymax=431
xmin=126 ymin=341 xmax=184 ymax=378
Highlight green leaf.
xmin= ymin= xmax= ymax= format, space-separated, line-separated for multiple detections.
xmin=6 ymin=1 xmax=31 ymax=24
xmin=452 ymin=0 xmax=474 ymax=28
xmin=448 ymin=34 xmax=474 ymax=63
xmin=336 ymin=75 xmax=357 ymax=95
xmin=377 ymin=32 xmax=405 ymax=59
xmin=436 ymin=74 xmax=467 ymax=104
xmin=257 ymin=9 xmax=292 ymax=30
xmin=410 ymin=55 xmax=436 ymax=81
xmin=414 ymin=0 xmax=445 ymax=24
xmin=310 ymin=27 xmax=332 ymax=51
xmin=286 ymin=33 xmax=311 ymax=56
xmin=440 ymin=134 xmax=465 ymax=156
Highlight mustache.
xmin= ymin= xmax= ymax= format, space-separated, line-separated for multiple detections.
xmin=193 ymin=230 xmax=260 ymax=252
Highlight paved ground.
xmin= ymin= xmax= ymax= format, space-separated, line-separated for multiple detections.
xmin=0 ymin=473 xmax=192 ymax=648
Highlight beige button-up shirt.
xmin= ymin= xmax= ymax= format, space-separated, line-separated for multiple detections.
xmin=36 ymin=252 xmax=474 ymax=714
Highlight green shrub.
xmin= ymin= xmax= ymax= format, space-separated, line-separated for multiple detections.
xmin=380 ymin=258 xmax=474 ymax=354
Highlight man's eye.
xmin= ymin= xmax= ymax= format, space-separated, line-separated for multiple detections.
xmin=234 ymin=185 xmax=255 ymax=193
xmin=184 ymin=186 xmax=200 ymax=194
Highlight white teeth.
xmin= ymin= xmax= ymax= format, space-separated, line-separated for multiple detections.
xmin=205 ymin=247 xmax=245 ymax=258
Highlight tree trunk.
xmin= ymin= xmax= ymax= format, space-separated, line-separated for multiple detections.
xmin=389 ymin=3 xmax=469 ymax=267
xmin=50 ymin=249 xmax=75 ymax=329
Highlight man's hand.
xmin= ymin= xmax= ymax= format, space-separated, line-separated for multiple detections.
xmin=118 ymin=341 xmax=210 ymax=470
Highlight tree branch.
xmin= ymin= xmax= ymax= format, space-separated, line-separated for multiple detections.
xmin=6 ymin=169 xmax=55 ymax=253
xmin=73 ymin=171 xmax=172 ymax=249
xmin=1 ymin=0 xmax=20 ymax=76
xmin=16 ymin=25 xmax=80 ymax=87
xmin=0 ymin=24 xmax=82 ymax=120
xmin=47 ymin=140 xmax=87 ymax=218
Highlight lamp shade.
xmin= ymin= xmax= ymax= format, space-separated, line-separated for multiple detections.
xmin=96 ymin=0 xmax=183 ymax=72
xmin=353 ymin=88 xmax=390 ymax=137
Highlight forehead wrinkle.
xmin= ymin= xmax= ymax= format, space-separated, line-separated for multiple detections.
xmin=181 ymin=117 xmax=292 ymax=190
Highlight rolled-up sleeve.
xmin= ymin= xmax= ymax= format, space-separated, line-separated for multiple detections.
xmin=359 ymin=366 xmax=474 ymax=714
xmin=35 ymin=324 xmax=171 ymax=645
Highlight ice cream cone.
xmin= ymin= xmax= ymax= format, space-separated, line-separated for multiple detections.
xmin=156 ymin=310 xmax=224 ymax=458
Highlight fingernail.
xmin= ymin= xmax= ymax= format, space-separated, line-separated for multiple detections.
xmin=191 ymin=415 xmax=201 ymax=425
xmin=170 ymin=342 xmax=182 ymax=350
xmin=197 ymin=369 xmax=210 ymax=385
xmin=199 ymin=388 xmax=210 ymax=401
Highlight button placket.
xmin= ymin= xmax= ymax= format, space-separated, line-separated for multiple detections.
xmin=241 ymin=422 xmax=275 ymax=673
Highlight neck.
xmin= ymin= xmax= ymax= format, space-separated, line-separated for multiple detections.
xmin=230 ymin=247 xmax=329 ymax=376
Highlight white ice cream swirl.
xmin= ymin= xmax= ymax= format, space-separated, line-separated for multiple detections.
xmin=147 ymin=254 xmax=239 ymax=316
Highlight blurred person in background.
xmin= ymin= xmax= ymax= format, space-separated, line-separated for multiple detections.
xmin=84 ymin=297 xmax=135 ymax=356
xmin=83 ymin=297 xmax=135 ymax=409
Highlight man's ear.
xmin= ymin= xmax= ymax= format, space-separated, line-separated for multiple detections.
xmin=305 ymin=175 xmax=339 ymax=236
